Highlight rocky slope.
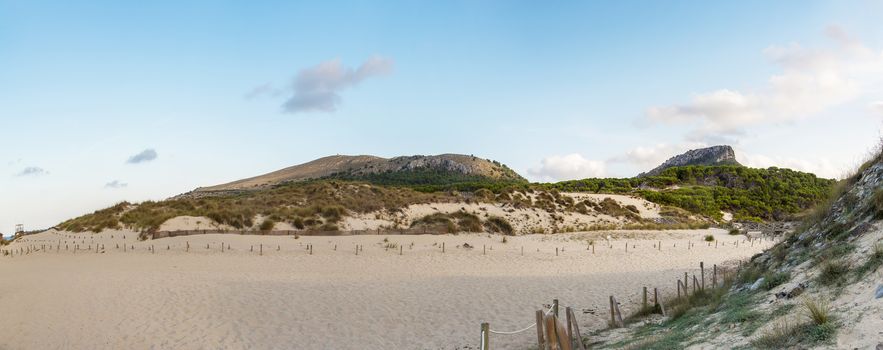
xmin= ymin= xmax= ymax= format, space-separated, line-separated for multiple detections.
xmin=639 ymin=145 xmax=741 ymax=177
xmin=195 ymin=154 xmax=525 ymax=192
xmin=590 ymin=149 xmax=883 ymax=349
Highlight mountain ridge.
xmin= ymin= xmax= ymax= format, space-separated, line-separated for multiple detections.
xmin=196 ymin=153 xmax=526 ymax=192
xmin=639 ymin=145 xmax=741 ymax=177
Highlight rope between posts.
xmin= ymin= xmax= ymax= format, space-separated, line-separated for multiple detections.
xmin=487 ymin=305 xmax=555 ymax=335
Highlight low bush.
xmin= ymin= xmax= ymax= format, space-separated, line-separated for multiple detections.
xmin=817 ymin=260 xmax=850 ymax=287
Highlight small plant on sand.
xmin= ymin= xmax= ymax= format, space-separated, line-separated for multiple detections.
xmin=855 ymin=241 xmax=883 ymax=278
xmin=752 ymin=321 xmax=795 ymax=349
xmin=817 ymin=260 xmax=850 ymax=287
xmin=762 ymin=271 xmax=791 ymax=290
xmin=802 ymin=297 xmax=831 ymax=326
xmin=728 ymin=228 xmax=741 ymax=235
xmin=259 ymin=219 xmax=275 ymax=231
xmin=704 ymin=234 xmax=715 ymax=242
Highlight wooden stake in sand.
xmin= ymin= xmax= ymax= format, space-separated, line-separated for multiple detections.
xmin=535 ymin=310 xmax=545 ymax=349
xmin=713 ymin=264 xmax=718 ymax=288
xmin=553 ymin=299 xmax=559 ymax=317
xmin=260 ymin=244 xmax=263 ymax=256
xmin=700 ymin=262 xmax=705 ymax=290
xmin=442 ymin=242 xmax=445 ymax=253
xmin=567 ymin=307 xmax=587 ymax=350
xmin=643 ymin=287 xmax=648 ymax=310
xmin=609 ymin=296 xmax=624 ymax=328
xmin=480 ymin=323 xmax=489 ymax=350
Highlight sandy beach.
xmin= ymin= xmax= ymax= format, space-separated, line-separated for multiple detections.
xmin=1 ymin=229 xmax=774 ymax=350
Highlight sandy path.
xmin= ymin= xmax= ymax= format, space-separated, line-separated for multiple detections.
xmin=0 ymin=229 xmax=774 ymax=350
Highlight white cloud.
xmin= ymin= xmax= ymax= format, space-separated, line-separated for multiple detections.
xmin=646 ymin=25 xmax=883 ymax=143
xmin=281 ymin=56 xmax=394 ymax=113
xmin=16 ymin=166 xmax=46 ymax=177
xmin=737 ymin=152 xmax=842 ymax=179
xmin=127 ymin=149 xmax=157 ymax=164
xmin=528 ymin=154 xmax=606 ymax=181
xmin=104 ymin=180 xmax=128 ymax=189
xmin=870 ymin=101 xmax=883 ymax=116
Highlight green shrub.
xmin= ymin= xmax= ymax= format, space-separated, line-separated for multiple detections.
xmin=762 ymin=271 xmax=791 ymax=290
xmin=802 ymin=297 xmax=831 ymax=326
xmin=855 ymin=242 xmax=883 ymax=277
xmin=484 ymin=216 xmax=514 ymax=235
xmin=704 ymin=235 xmax=715 ymax=242
xmin=817 ymin=260 xmax=850 ymax=286
xmin=259 ymin=219 xmax=275 ymax=231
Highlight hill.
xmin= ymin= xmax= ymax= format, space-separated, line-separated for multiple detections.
xmin=590 ymin=148 xmax=883 ymax=349
xmin=544 ymin=165 xmax=835 ymax=221
xmin=195 ymin=154 xmax=526 ymax=192
xmin=639 ymin=145 xmax=741 ymax=177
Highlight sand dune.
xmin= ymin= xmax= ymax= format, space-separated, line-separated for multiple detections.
xmin=1 ymin=229 xmax=774 ymax=350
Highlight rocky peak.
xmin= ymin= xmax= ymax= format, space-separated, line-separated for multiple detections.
xmin=639 ymin=145 xmax=740 ymax=177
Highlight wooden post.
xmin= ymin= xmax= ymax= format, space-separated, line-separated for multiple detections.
xmin=483 ymin=245 xmax=486 ymax=255
xmin=610 ymin=296 xmax=624 ymax=327
xmin=553 ymin=299 xmax=559 ymax=318
xmin=568 ymin=307 xmax=587 ymax=350
xmin=642 ymin=287 xmax=648 ymax=310
xmin=658 ymin=240 xmax=661 ymax=251
xmin=442 ymin=242 xmax=445 ymax=253
xmin=399 ymin=245 xmax=402 ymax=255
xmin=677 ymin=280 xmax=682 ymax=299
xmin=544 ymin=314 xmax=560 ymax=350
xmin=700 ymin=262 xmax=705 ymax=290
xmin=713 ymin=264 xmax=718 ymax=288
xmin=186 ymin=241 xmax=189 ymax=252
xmin=260 ymin=244 xmax=263 ymax=256
xmin=592 ymin=243 xmax=595 ymax=254
xmin=521 ymin=246 xmax=524 ymax=256
xmin=565 ymin=307 xmax=574 ymax=349
xmin=480 ymin=322 xmax=489 ymax=350
xmin=715 ymin=240 xmax=718 ymax=248
xmin=535 ymin=310 xmax=545 ymax=350
xmin=625 ymin=242 xmax=627 ymax=253
xmin=556 ymin=247 xmax=558 ymax=256
xmin=609 ymin=296 xmax=616 ymax=327
xmin=684 ymin=272 xmax=688 ymax=292
xmin=653 ymin=288 xmax=659 ymax=308
xmin=310 ymin=245 xmax=313 ymax=255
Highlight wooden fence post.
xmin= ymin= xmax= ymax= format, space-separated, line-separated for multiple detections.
xmin=480 ymin=322 xmax=489 ymax=350
xmin=643 ymin=287 xmax=648 ymax=310
xmin=553 ymin=299 xmax=559 ymax=318
xmin=535 ymin=310 xmax=545 ymax=350
xmin=567 ymin=307 xmax=587 ymax=350
xmin=700 ymin=262 xmax=705 ymax=290
xmin=713 ymin=264 xmax=718 ymax=288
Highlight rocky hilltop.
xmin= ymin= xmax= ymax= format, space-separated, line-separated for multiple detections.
xmin=639 ymin=145 xmax=741 ymax=177
xmin=196 ymin=154 xmax=525 ymax=192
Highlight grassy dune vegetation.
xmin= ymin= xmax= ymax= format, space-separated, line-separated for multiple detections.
xmin=546 ymin=166 xmax=835 ymax=221
xmin=57 ymin=165 xmax=835 ymax=234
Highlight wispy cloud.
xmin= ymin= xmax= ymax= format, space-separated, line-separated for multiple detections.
xmin=871 ymin=101 xmax=883 ymax=116
xmin=248 ymin=56 xmax=394 ymax=114
xmin=528 ymin=154 xmax=606 ymax=181
xmin=646 ymin=25 xmax=883 ymax=143
xmin=104 ymin=180 xmax=128 ymax=189
xmin=127 ymin=149 xmax=157 ymax=164
xmin=17 ymin=166 xmax=46 ymax=177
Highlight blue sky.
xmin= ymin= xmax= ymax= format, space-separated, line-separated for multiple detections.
xmin=3 ymin=0 xmax=883 ymax=234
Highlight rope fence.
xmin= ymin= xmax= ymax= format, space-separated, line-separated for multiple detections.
xmin=477 ymin=259 xmax=749 ymax=350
